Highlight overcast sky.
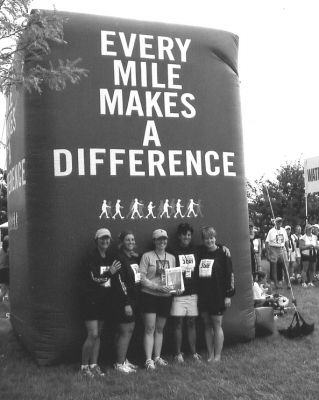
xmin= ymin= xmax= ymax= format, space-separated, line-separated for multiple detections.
xmin=1 ymin=0 xmax=319 ymax=180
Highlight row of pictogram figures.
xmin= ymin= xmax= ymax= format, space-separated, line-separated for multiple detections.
xmin=99 ymin=198 xmax=203 ymax=220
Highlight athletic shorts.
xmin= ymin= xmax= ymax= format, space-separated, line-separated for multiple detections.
xmin=288 ymin=251 xmax=296 ymax=263
xmin=81 ymin=289 xmax=113 ymax=321
xmin=268 ymin=247 xmax=288 ymax=263
xmin=198 ymin=296 xmax=225 ymax=316
xmin=113 ymin=302 xmax=136 ymax=324
xmin=140 ymin=292 xmax=172 ymax=318
xmin=170 ymin=294 xmax=198 ymax=317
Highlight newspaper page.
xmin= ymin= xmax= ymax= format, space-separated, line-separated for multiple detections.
xmin=165 ymin=267 xmax=185 ymax=293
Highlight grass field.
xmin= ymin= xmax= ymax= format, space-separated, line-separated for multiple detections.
xmin=1 ymin=283 xmax=319 ymax=400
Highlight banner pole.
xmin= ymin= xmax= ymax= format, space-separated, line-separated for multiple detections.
xmin=305 ymin=192 xmax=308 ymax=225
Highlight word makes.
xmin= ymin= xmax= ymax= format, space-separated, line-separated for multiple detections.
xmin=101 ymin=31 xmax=191 ymax=62
xmin=53 ymin=148 xmax=236 ymax=177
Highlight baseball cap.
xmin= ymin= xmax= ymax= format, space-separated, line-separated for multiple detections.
xmin=275 ymin=217 xmax=283 ymax=222
xmin=305 ymin=224 xmax=313 ymax=231
xmin=285 ymin=225 xmax=291 ymax=230
xmin=152 ymin=229 xmax=168 ymax=239
xmin=95 ymin=228 xmax=112 ymax=239
xmin=312 ymin=224 xmax=319 ymax=229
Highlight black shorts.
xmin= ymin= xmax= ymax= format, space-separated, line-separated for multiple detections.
xmin=0 ymin=268 xmax=9 ymax=285
xmin=113 ymin=301 xmax=136 ymax=324
xmin=140 ymin=292 xmax=172 ymax=318
xmin=198 ymin=297 xmax=225 ymax=316
xmin=81 ymin=289 xmax=113 ymax=321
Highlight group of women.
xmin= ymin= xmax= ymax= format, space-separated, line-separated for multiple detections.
xmin=80 ymin=223 xmax=235 ymax=377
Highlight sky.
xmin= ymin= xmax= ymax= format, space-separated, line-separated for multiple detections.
xmin=1 ymin=0 xmax=319 ymax=180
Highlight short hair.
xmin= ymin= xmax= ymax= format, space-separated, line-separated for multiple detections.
xmin=255 ymin=271 xmax=266 ymax=282
xmin=176 ymin=223 xmax=194 ymax=236
xmin=201 ymin=226 xmax=216 ymax=240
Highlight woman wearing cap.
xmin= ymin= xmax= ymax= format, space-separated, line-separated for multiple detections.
xmin=300 ymin=224 xmax=319 ymax=287
xmin=112 ymin=231 xmax=141 ymax=373
xmin=80 ymin=228 xmax=121 ymax=377
xmin=169 ymin=223 xmax=201 ymax=363
xmin=139 ymin=229 xmax=176 ymax=370
xmin=197 ymin=226 xmax=235 ymax=362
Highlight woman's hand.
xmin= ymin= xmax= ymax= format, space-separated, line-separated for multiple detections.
xmin=222 ymin=246 xmax=231 ymax=257
xmin=225 ymin=297 xmax=231 ymax=308
xmin=124 ymin=305 xmax=133 ymax=316
xmin=110 ymin=260 xmax=121 ymax=275
xmin=157 ymin=285 xmax=171 ymax=294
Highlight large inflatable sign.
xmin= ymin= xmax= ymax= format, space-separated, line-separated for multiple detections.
xmin=7 ymin=11 xmax=254 ymax=365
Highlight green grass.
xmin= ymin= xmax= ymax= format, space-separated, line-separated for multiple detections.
xmin=1 ymin=285 xmax=319 ymax=400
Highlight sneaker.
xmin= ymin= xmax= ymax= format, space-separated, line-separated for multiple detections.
xmin=191 ymin=353 xmax=202 ymax=362
xmin=308 ymin=282 xmax=315 ymax=287
xmin=302 ymin=282 xmax=307 ymax=288
xmin=154 ymin=356 xmax=168 ymax=367
xmin=174 ymin=353 xmax=184 ymax=363
xmin=145 ymin=359 xmax=156 ymax=371
xmin=125 ymin=359 xmax=138 ymax=370
xmin=80 ymin=366 xmax=95 ymax=378
xmin=114 ymin=363 xmax=136 ymax=374
xmin=90 ymin=365 xmax=105 ymax=377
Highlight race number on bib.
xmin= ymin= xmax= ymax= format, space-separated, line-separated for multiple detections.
xmin=130 ymin=264 xmax=141 ymax=283
xmin=100 ymin=266 xmax=111 ymax=288
xmin=199 ymin=259 xmax=214 ymax=277
xmin=178 ymin=254 xmax=196 ymax=277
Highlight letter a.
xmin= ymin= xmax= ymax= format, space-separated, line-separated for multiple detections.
xmin=143 ymin=120 xmax=161 ymax=147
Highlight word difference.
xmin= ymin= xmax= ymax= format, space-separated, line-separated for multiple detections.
xmin=99 ymin=198 xmax=203 ymax=220
xmin=53 ymin=148 xmax=236 ymax=177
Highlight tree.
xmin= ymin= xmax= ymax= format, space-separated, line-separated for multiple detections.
xmin=247 ymin=159 xmax=319 ymax=237
xmin=0 ymin=0 xmax=88 ymax=95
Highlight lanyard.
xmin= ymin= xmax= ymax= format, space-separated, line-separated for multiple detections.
xmin=154 ymin=251 xmax=167 ymax=268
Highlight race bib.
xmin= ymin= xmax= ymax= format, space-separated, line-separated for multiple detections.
xmin=199 ymin=259 xmax=214 ymax=277
xmin=100 ymin=266 xmax=111 ymax=288
xmin=276 ymin=234 xmax=284 ymax=244
xmin=178 ymin=254 xmax=196 ymax=271
xmin=130 ymin=263 xmax=141 ymax=283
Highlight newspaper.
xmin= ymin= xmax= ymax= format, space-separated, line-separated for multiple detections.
xmin=165 ymin=267 xmax=185 ymax=293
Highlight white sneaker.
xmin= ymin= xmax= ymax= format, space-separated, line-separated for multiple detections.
xmin=145 ymin=359 xmax=156 ymax=370
xmin=174 ymin=353 xmax=184 ymax=363
xmin=114 ymin=363 xmax=136 ymax=373
xmin=125 ymin=359 xmax=138 ymax=370
xmin=302 ymin=283 xmax=308 ymax=288
xmin=154 ymin=356 xmax=168 ymax=367
xmin=308 ymin=282 xmax=315 ymax=287
xmin=192 ymin=353 xmax=202 ymax=362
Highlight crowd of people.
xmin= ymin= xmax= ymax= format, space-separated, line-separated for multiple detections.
xmin=79 ymin=223 xmax=235 ymax=377
xmin=250 ymin=218 xmax=319 ymax=307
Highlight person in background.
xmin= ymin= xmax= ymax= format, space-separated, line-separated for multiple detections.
xmin=285 ymin=226 xmax=296 ymax=281
xmin=291 ymin=225 xmax=302 ymax=280
xmin=139 ymin=229 xmax=175 ymax=370
xmin=252 ymin=271 xmax=273 ymax=307
xmin=312 ymin=224 xmax=319 ymax=277
xmin=113 ymin=231 xmax=141 ymax=373
xmin=169 ymin=223 xmax=201 ymax=363
xmin=80 ymin=228 xmax=121 ymax=377
xmin=253 ymin=228 xmax=262 ymax=271
xmin=265 ymin=217 xmax=290 ymax=290
xmin=300 ymin=224 xmax=319 ymax=287
xmin=249 ymin=223 xmax=257 ymax=275
xmin=0 ymin=235 xmax=9 ymax=302
xmin=197 ymin=226 xmax=235 ymax=362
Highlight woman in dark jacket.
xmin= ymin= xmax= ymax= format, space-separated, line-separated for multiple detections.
xmin=197 ymin=226 xmax=235 ymax=362
xmin=80 ymin=228 xmax=121 ymax=377
xmin=113 ymin=230 xmax=141 ymax=373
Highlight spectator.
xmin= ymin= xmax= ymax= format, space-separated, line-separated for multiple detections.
xmin=291 ymin=225 xmax=302 ymax=278
xmin=285 ymin=226 xmax=296 ymax=280
xmin=265 ymin=217 xmax=290 ymax=290
xmin=300 ymin=224 xmax=319 ymax=287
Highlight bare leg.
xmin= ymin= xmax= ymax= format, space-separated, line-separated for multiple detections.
xmin=173 ymin=317 xmax=183 ymax=355
xmin=142 ymin=313 xmax=156 ymax=360
xmin=211 ymin=315 xmax=224 ymax=361
xmin=154 ymin=316 xmax=167 ymax=359
xmin=186 ymin=317 xmax=197 ymax=355
xmin=201 ymin=312 xmax=213 ymax=360
xmin=81 ymin=320 xmax=103 ymax=366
